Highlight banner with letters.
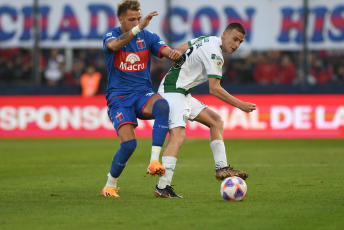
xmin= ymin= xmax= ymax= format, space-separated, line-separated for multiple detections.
xmin=0 ymin=95 xmax=343 ymax=138
xmin=0 ymin=0 xmax=343 ymax=50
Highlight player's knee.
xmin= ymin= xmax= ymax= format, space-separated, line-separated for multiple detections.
xmin=170 ymin=128 xmax=186 ymax=146
xmin=120 ymin=139 xmax=137 ymax=155
xmin=217 ymin=117 xmax=224 ymax=128
xmin=153 ymin=99 xmax=170 ymax=117
xmin=212 ymin=115 xmax=224 ymax=129
xmin=178 ymin=133 xmax=186 ymax=146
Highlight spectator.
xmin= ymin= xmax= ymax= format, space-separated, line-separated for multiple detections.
xmin=44 ymin=49 xmax=64 ymax=85
xmin=226 ymin=59 xmax=254 ymax=84
xmin=333 ymin=58 xmax=344 ymax=85
xmin=0 ymin=56 xmax=5 ymax=84
xmin=253 ymin=52 xmax=278 ymax=84
xmin=2 ymin=60 xmax=15 ymax=84
xmin=12 ymin=56 xmax=25 ymax=82
xmin=309 ymin=58 xmax=333 ymax=84
xmin=275 ymin=55 xmax=296 ymax=84
xmin=80 ymin=64 xmax=101 ymax=97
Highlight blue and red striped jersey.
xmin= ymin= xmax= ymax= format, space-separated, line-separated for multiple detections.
xmin=102 ymin=27 xmax=167 ymax=103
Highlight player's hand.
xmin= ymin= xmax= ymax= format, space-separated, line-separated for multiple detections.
xmin=139 ymin=11 xmax=158 ymax=30
xmin=239 ymin=102 xmax=256 ymax=113
xmin=168 ymin=49 xmax=182 ymax=61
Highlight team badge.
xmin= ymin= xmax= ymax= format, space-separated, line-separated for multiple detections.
xmin=136 ymin=38 xmax=146 ymax=49
xmin=106 ymin=32 xmax=112 ymax=37
xmin=211 ymin=54 xmax=223 ymax=68
xmin=116 ymin=112 xmax=124 ymax=123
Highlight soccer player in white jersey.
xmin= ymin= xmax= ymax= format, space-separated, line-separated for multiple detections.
xmin=154 ymin=22 xmax=257 ymax=198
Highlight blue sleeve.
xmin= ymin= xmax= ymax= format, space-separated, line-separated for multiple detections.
xmin=103 ymin=30 xmax=117 ymax=54
xmin=147 ymin=31 xmax=168 ymax=58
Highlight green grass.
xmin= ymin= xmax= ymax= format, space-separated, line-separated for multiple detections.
xmin=1 ymin=139 xmax=344 ymax=230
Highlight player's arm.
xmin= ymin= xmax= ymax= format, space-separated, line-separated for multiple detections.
xmin=174 ymin=42 xmax=189 ymax=54
xmin=160 ymin=47 xmax=182 ymax=62
xmin=160 ymin=42 xmax=190 ymax=61
xmin=208 ymin=78 xmax=256 ymax=113
xmin=107 ymin=11 xmax=158 ymax=52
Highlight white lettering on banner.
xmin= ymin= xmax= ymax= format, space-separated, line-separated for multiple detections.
xmin=316 ymin=106 xmax=344 ymax=129
xmin=1 ymin=0 xmax=344 ymax=49
xmin=316 ymin=106 xmax=334 ymax=129
xmin=0 ymin=106 xmax=17 ymax=130
xmin=0 ymin=106 xmax=114 ymax=130
xmin=271 ymin=105 xmax=344 ymax=130
xmin=37 ymin=106 xmax=59 ymax=130
xmin=101 ymin=108 xmax=113 ymax=129
xmin=335 ymin=107 xmax=344 ymax=126
xmin=294 ymin=106 xmax=312 ymax=129
xmin=1 ymin=105 xmax=344 ymax=132
xmin=250 ymin=110 xmax=267 ymax=129
xmin=271 ymin=106 xmax=313 ymax=129
xmin=228 ymin=108 xmax=249 ymax=129
xmin=18 ymin=106 xmax=36 ymax=129
xmin=271 ymin=106 xmax=293 ymax=129
xmin=82 ymin=106 xmax=100 ymax=130
xmin=60 ymin=107 xmax=81 ymax=129
xmin=208 ymin=106 xmax=266 ymax=130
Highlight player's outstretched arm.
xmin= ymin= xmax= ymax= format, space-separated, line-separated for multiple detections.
xmin=208 ymin=78 xmax=256 ymax=113
xmin=174 ymin=42 xmax=189 ymax=54
xmin=107 ymin=11 xmax=158 ymax=52
xmin=160 ymin=42 xmax=189 ymax=61
xmin=160 ymin=47 xmax=182 ymax=62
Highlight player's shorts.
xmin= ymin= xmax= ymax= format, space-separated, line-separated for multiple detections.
xmin=159 ymin=92 xmax=207 ymax=129
xmin=107 ymin=90 xmax=156 ymax=133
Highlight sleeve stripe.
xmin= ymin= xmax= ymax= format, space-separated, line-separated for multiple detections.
xmin=158 ymin=45 xmax=168 ymax=58
xmin=208 ymin=75 xmax=222 ymax=79
xmin=106 ymin=39 xmax=116 ymax=52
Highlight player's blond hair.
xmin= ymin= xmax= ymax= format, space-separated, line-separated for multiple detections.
xmin=117 ymin=0 xmax=141 ymax=16
xmin=225 ymin=22 xmax=246 ymax=35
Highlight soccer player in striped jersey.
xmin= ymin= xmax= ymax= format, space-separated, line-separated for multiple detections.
xmin=101 ymin=0 xmax=181 ymax=197
xmin=154 ymin=23 xmax=257 ymax=198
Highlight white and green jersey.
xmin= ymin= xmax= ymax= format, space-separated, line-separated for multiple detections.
xmin=158 ymin=36 xmax=223 ymax=95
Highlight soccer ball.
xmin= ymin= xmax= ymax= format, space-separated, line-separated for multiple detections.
xmin=220 ymin=176 xmax=247 ymax=201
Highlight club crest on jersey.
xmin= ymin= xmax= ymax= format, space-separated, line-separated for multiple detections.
xmin=136 ymin=38 xmax=146 ymax=49
xmin=116 ymin=112 xmax=124 ymax=123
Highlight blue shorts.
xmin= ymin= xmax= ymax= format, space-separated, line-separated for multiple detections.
xmin=107 ymin=90 xmax=156 ymax=133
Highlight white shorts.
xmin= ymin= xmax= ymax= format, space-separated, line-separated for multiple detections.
xmin=159 ymin=92 xmax=207 ymax=129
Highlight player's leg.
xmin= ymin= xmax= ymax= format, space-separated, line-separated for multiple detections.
xmin=154 ymin=126 xmax=185 ymax=198
xmin=153 ymin=92 xmax=189 ymax=198
xmin=193 ymin=106 xmax=248 ymax=180
xmin=141 ymin=93 xmax=170 ymax=176
xmin=102 ymin=106 xmax=138 ymax=197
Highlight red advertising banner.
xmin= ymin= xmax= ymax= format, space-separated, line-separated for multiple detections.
xmin=0 ymin=95 xmax=343 ymax=138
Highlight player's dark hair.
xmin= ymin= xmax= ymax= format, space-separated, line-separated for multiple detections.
xmin=117 ymin=0 xmax=141 ymax=16
xmin=225 ymin=22 xmax=246 ymax=35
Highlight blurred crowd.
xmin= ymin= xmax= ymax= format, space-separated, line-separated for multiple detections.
xmin=151 ymin=49 xmax=344 ymax=86
xmin=222 ymin=50 xmax=344 ymax=85
xmin=1 ymin=47 xmax=343 ymax=96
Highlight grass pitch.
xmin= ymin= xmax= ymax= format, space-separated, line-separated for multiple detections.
xmin=1 ymin=138 xmax=344 ymax=230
